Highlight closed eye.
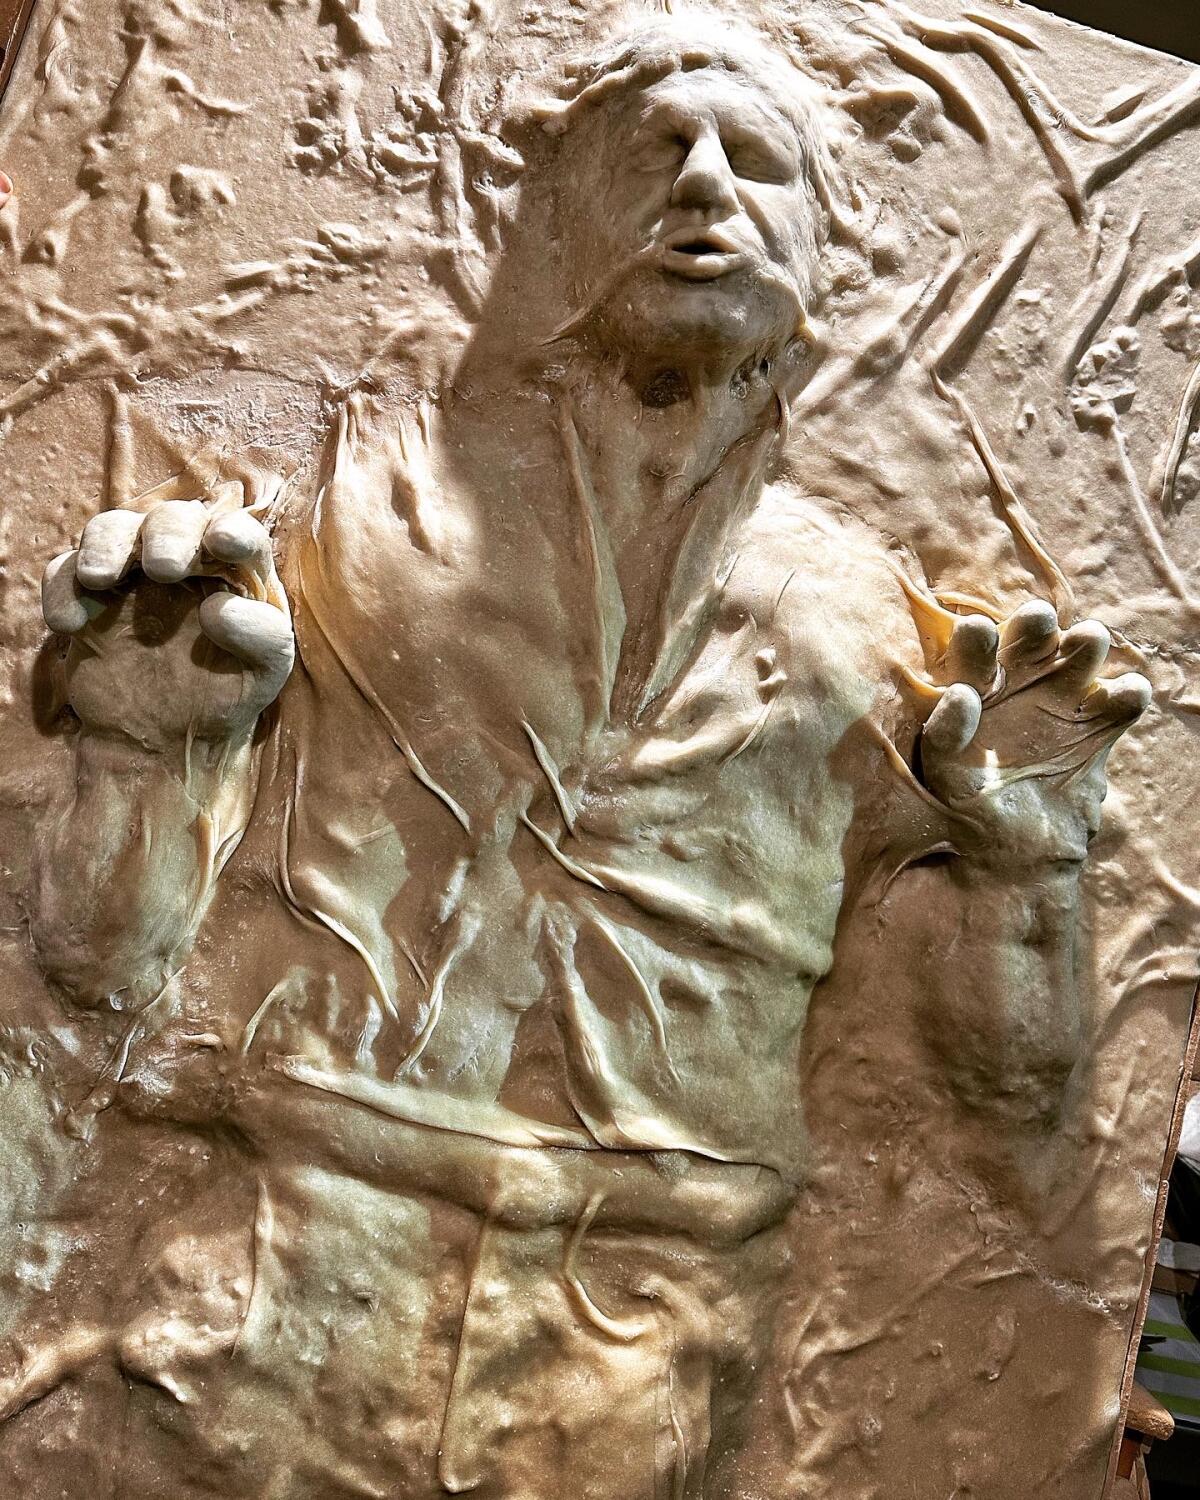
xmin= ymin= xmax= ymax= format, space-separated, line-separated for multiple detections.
xmin=725 ymin=142 xmax=793 ymax=184
xmin=634 ymin=132 xmax=689 ymax=173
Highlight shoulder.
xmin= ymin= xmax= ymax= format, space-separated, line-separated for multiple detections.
xmin=731 ymin=482 xmax=927 ymax=676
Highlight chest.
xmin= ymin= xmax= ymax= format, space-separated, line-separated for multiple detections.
xmin=298 ymin=453 xmax=913 ymax=840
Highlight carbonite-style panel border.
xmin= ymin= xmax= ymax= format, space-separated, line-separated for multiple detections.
xmin=0 ymin=4 xmax=1198 ymax=1498
xmin=0 ymin=0 xmax=35 ymax=101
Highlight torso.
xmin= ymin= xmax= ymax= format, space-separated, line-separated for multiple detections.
xmin=219 ymin=396 xmax=926 ymax=1183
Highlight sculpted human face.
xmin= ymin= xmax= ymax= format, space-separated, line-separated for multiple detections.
xmin=558 ymin=65 xmax=816 ymax=366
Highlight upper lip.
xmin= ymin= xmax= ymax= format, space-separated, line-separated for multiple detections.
xmin=659 ymin=225 xmax=751 ymax=279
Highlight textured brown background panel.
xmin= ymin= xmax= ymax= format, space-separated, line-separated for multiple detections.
xmin=1 ymin=3 xmax=1199 ymax=1498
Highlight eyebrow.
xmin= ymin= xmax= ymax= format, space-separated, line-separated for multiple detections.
xmin=637 ymin=86 xmax=800 ymax=145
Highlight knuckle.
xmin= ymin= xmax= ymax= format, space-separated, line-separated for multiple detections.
xmin=205 ymin=511 xmax=271 ymax=564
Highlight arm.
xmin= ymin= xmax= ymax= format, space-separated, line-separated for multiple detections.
xmin=891 ymin=601 xmax=1148 ymax=1126
xmin=33 ymin=501 xmax=293 ymax=1011
xmin=31 ymin=733 xmax=256 ymax=1009
xmin=894 ymin=853 xmax=1085 ymax=1125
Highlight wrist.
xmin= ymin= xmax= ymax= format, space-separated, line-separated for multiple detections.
xmin=946 ymin=780 xmax=1095 ymax=873
xmin=77 ymin=725 xmax=255 ymax=786
xmin=939 ymin=851 xmax=1080 ymax=952
xmin=956 ymin=832 xmax=1089 ymax=878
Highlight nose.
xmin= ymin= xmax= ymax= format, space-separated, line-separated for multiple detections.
xmin=670 ymin=128 xmax=739 ymax=217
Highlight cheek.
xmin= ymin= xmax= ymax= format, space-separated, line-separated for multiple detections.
xmin=745 ymin=186 xmax=808 ymax=252
xmin=581 ymin=192 xmax=660 ymax=273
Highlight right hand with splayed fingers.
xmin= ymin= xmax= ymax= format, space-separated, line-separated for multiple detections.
xmin=42 ymin=496 xmax=294 ymax=753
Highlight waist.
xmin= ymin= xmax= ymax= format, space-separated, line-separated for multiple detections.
xmin=239 ymin=1068 xmax=798 ymax=1247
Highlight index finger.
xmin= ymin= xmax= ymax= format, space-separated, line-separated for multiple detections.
xmin=922 ymin=682 xmax=982 ymax=763
xmin=42 ymin=552 xmax=102 ymax=634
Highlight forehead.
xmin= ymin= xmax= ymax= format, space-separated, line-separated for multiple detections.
xmin=611 ymin=64 xmax=800 ymax=139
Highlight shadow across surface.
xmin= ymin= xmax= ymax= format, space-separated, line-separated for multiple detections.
xmin=1022 ymin=0 xmax=1200 ymax=66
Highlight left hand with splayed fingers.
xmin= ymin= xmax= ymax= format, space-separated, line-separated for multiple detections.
xmin=918 ymin=600 xmax=1151 ymax=869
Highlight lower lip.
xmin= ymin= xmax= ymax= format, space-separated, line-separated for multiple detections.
xmin=660 ymin=249 xmax=748 ymax=281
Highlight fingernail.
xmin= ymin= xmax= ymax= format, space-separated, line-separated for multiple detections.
xmin=0 ymin=170 xmax=12 ymax=207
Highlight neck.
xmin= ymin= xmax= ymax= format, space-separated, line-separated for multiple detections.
xmin=443 ymin=333 xmax=800 ymax=721
xmin=566 ymin=345 xmax=787 ymax=535
xmin=558 ymin=345 xmax=790 ymax=718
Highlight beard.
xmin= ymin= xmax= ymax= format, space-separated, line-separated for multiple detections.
xmin=583 ymin=259 xmax=803 ymax=368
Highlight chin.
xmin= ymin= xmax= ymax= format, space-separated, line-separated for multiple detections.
xmin=591 ymin=267 xmax=794 ymax=366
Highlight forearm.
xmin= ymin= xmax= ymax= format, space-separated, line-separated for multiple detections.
xmin=31 ymin=731 xmax=256 ymax=1008
xmin=900 ymin=855 xmax=1083 ymax=1125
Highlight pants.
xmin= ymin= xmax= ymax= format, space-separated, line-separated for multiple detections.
xmin=438 ymin=1212 xmax=784 ymax=1499
xmin=130 ymin=1163 xmax=790 ymax=1500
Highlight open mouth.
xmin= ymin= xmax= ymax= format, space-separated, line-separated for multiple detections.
xmin=660 ymin=226 xmax=749 ymax=281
